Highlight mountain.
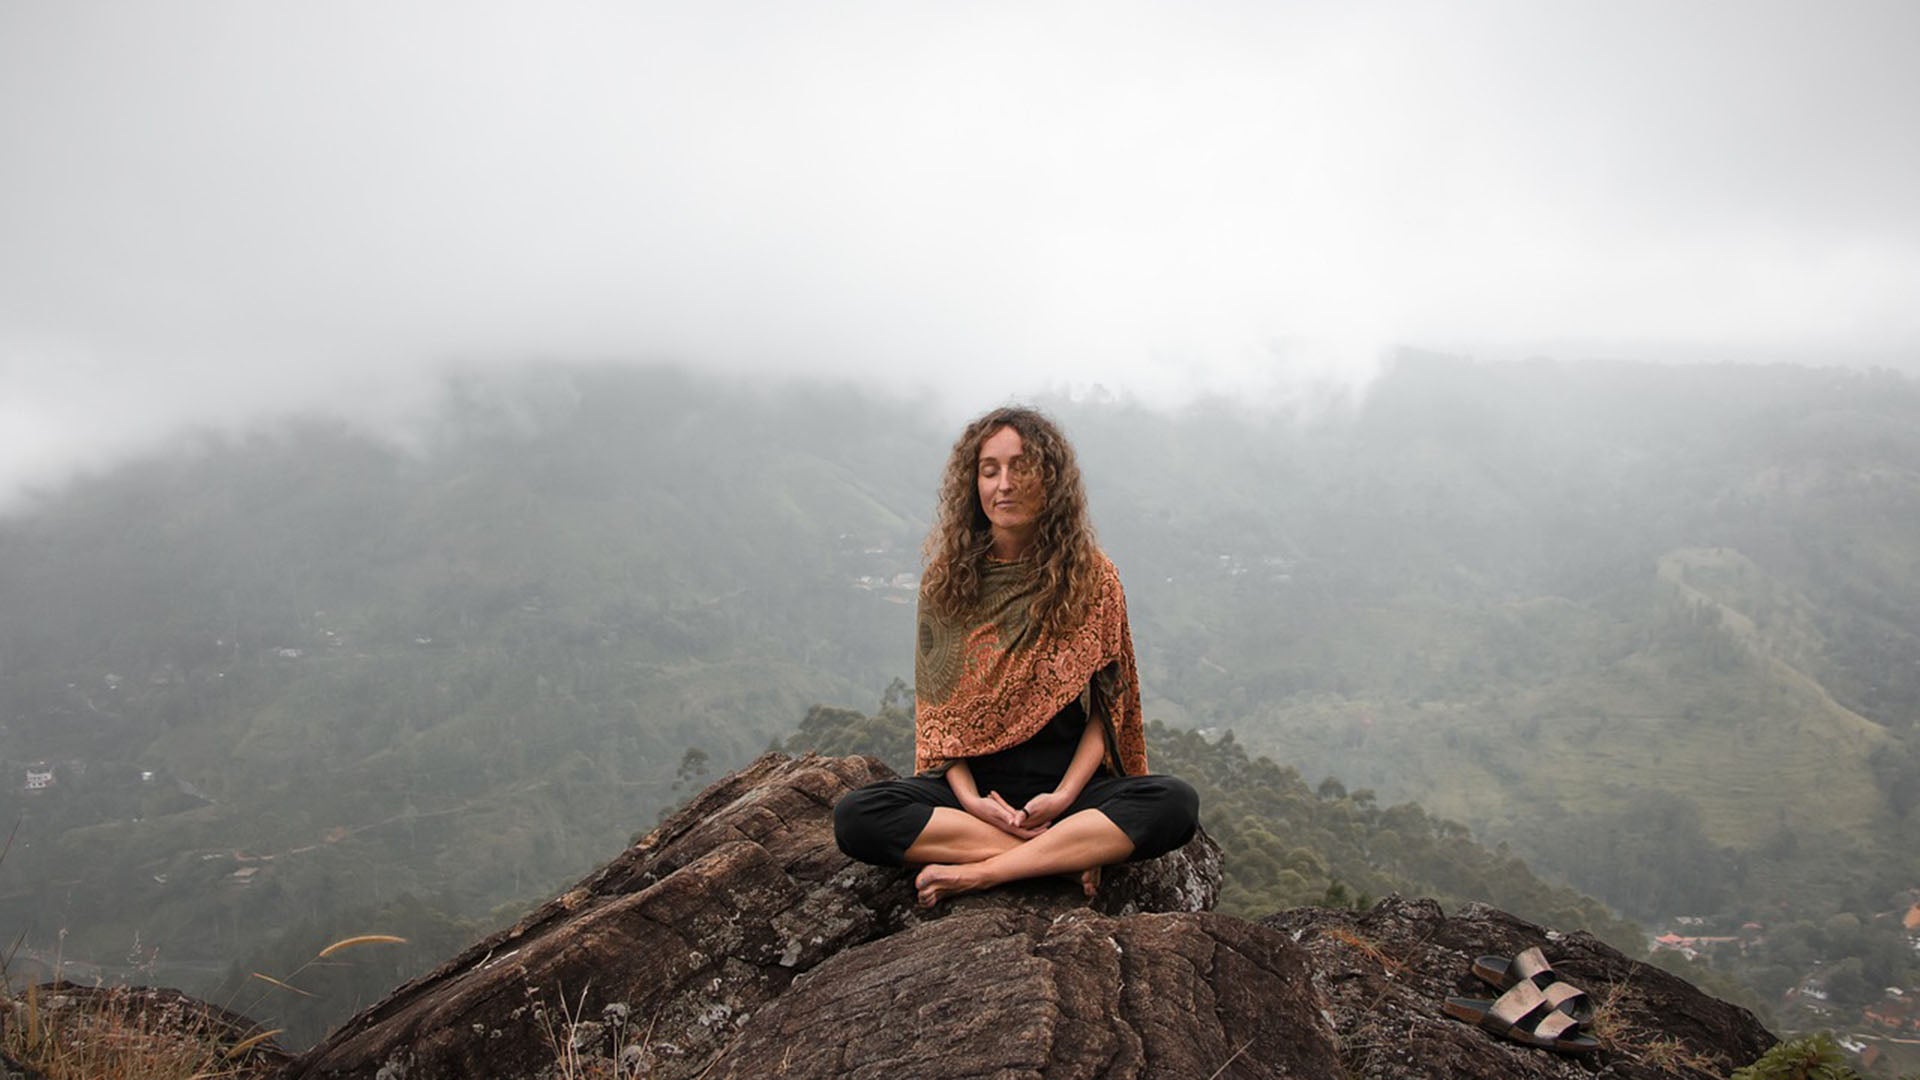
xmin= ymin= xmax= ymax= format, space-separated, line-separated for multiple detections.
xmin=0 ymin=366 xmax=935 ymax=997
xmin=2 ymin=355 xmax=1916 ymax=1037
xmin=1061 ymin=357 xmax=1920 ymax=931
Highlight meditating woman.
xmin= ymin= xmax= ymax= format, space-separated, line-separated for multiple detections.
xmin=834 ymin=405 xmax=1199 ymax=908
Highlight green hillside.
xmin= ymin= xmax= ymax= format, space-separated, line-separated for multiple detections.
xmin=3 ymin=355 xmax=1917 ymax=1043
xmin=0 ymin=367 xmax=932 ymax=1001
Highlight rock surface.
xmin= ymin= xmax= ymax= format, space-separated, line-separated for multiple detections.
xmin=74 ymin=751 xmax=1776 ymax=1079
xmin=1266 ymin=896 xmax=1776 ymax=1080
xmin=285 ymin=752 xmax=1226 ymax=1079
xmin=703 ymin=907 xmax=1339 ymax=1080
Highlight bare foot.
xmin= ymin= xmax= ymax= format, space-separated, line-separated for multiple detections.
xmin=1044 ymin=865 xmax=1103 ymax=892
xmin=914 ymin=864 xmax=984 ymax=908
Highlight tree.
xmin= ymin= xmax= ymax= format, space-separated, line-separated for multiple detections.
xmin=673 ymin=747 xmax=710 ymax=792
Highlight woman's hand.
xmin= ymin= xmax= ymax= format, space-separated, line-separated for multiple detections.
xmin=960 ymin=790 xmax=1049 ymax=840
xmin=1019 ymin=789 xmax=1075 ymax=829
xmin=1017 ymin=711 xmax=1104 ymax=830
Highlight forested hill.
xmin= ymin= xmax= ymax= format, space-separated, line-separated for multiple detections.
xmin=2 ymin=356 xmax=1917 ymax=1042
xmin=0 ymin=367 xmax=943 ymax=1017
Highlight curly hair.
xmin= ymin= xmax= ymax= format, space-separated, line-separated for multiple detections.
xmin=920 ymin=405 xmax=1102 ymax=639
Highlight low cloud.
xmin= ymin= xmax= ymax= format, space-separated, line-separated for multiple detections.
xmin=3 ymin=1 xmax=1916 ymax=503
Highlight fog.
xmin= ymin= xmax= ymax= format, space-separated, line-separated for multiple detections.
xmin=4 ymin=1 xmax=1918 ymax=502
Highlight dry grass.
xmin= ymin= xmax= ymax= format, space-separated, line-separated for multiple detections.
xmin=1 ymin=983 xmax=278 ymax=1080
xmin=1585 ymin=978 xmax=1634 ymax=1046
xmin=1633 ymin=1035 xmax=1725 ymax=1077
xmin=2 ymin=931 xmax=402 ymax=1080
xmin=1586 ymin=976 xmax=1724 ymax=1077
xmin=534 ymin=981 xmax=651 ymax=1080
xmin=1322 ymin=926 xmax=1407 ymax=977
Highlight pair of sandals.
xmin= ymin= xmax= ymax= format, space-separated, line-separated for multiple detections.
xmin=1443 ymin=946 xmax=1600 ymax=1055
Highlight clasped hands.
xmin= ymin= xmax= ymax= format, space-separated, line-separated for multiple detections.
xmin=960 ymin=788 xmax=1074 ymax=841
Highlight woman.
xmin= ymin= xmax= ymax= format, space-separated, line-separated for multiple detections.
xmin=834 ymin=405 xmax=1199 ymax=908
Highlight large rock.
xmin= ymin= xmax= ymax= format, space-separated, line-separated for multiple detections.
xmin=276 ymin=751 xmax=1773 ymax=1079
xmin=285 ymin=752 xmax=1224 ymax=1080
xmin=704 ymin=908 xmax=1338 ymax=1079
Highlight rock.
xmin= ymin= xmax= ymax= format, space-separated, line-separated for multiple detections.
xmin=703 ymin=908 xmax=1339 ymax=1080
xmin=282 ymin=753 xmax=1775 ymax=1079
xmin=1264 ymin=895 xmax=1777 ymax=1080
xmin=286 ymin=752 xmax=1225 ymax=1079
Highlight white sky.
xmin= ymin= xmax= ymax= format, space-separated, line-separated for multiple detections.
xmin=3 ymin=1 xmax=1918 ymax=501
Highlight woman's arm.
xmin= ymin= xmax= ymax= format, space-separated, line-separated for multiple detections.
xmin=1017 ymin=712 xmax=1107 ymax=828
xmin=944 ymin=759 xmax=1047 ymax=839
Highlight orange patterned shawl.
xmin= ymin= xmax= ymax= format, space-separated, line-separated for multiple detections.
xmin=913 ymin=551 xmax=1147 ymax=777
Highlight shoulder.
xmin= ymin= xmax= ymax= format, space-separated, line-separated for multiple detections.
xmin=1089 ymin=547 xmax=1125 ymax=595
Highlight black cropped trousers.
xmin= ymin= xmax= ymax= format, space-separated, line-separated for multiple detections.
xmin=833 ymin=770 xmax=1200 ymax=867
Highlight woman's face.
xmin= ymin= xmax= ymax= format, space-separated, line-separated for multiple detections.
xmin=977 ymin=425 xmax=1044 ymax=549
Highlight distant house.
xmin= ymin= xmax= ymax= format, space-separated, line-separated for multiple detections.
xmin=1864 ymin=995 xmax=1920 ymax=1033
xmin=23 ymin=764 xmax=54 ymax=793
xmin=1651 ymin=932 xmax=1740 ymax=961
xmin=1790 ymin=975 xmax=1832 ymax=1004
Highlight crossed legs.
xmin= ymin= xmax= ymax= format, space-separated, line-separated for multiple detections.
xmin=834 ymin=773 xmax=1197 ymax=908
xmin=905 ymin=806 xmax=1133 ymax=908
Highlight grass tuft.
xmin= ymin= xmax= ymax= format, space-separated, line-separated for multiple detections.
xmin=1322 ymin=927 xmax=1405 ymax=976
xmin=534 ymin=981 xmax=654 ymax=1080
xmin=2 ymin=983 xmax=283 ymax=1080
xmin=1587 ymin=977 xmax=1725 ymax=1077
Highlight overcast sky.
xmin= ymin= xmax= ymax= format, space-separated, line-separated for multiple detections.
xmin=3 ymin=1 xmax=1918 ymax=503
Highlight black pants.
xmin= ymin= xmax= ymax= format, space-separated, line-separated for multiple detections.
xmin=833 ymin=770 xmax=1200 ymax=867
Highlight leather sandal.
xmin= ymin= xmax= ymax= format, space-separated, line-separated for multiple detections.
xmin=1471 ymin=946 xmax=1592 ymax=1022
xmin=1443 ymin=979 xmax=1601 ymax=1055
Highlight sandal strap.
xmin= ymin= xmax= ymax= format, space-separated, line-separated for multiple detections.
xmin=1486 ymin=980 xmax=1553 ymax=1034
xmin=1485 ymin=980 xmax=1589 ymax=1042
xmin=1541 ymin=980 xmax=1589 ymax=1016
xmin=1510 ymin=946 xmax=1553 ymax=985
xmin=1532 ymin=1008 xmax=1583 ymax=1043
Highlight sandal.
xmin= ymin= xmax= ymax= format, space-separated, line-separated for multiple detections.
xmin=1444 ymin=979 xmax=1601 ymax=1055
xmin=1471 ymin=946 xmax=1592 ymax=1022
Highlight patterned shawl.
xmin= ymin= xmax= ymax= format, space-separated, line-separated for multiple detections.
xmin=914 ymin=551 xmax=1147 ymax=777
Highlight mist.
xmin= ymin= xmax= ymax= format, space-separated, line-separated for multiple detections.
xmin=4 ymin=1 xmax=1918 ymax=504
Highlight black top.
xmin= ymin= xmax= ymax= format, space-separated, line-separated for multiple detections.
xmin=965 ymin=697 xmax=1094 ymax=797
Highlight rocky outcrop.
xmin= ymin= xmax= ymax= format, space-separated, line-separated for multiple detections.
xmin=76 ymin=751 xmax=1775 ymax=1079
xmin=702 ymin=907 xmax=1338 ymax=1079
xmin=286 ymin=752 xmax=1226 ymax=1079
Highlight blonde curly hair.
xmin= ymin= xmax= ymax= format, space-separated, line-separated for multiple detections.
xmin=920 ymin=406 xmax=1102 ymax=639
